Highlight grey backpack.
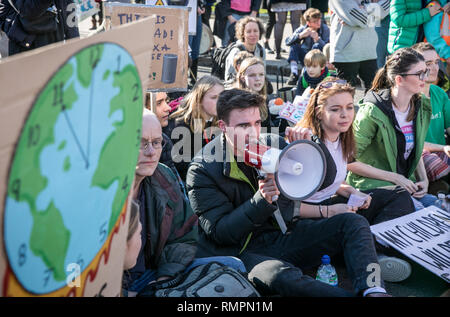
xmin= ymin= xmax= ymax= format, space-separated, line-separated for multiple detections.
xmin=137 ymin=261 xmax=260 ymax=297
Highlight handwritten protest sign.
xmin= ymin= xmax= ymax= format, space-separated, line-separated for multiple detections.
xmin=75 ymin=0 xmax=100 ymax=22
xmin=145 ymin=0 xmax=198 ymax=35
xmin=371 ymin=206 xmax=450 ymax=282
xmin=105 ymin=3 xmax=189 ymax=92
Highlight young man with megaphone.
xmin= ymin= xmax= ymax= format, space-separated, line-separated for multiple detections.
xmin=186 ymin=88 xmax=392 ymax=297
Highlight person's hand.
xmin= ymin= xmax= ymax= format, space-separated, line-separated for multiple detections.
xmin=390 ymin=173 xmax=419 ymax=194
xmin=412 ymin=180 xmax=429 ymax=199
xmin=284 ymin=126 xmax=312 ymax=143
xmin=444 ymin=2 xmax=450 ymax=14
xmin=429 ymin=2 xmax=442 ymax=17
xmin=328 ymin=204 xmax=357 ymax=217
xmin=352 ymin=191 xmax=372 ymax=209
xmin=299 ymin=28 xmax=312 ymax=39
xmin=443 ymin=145 xmax=450 ymax=157
xmin=258 ymin=173 xmax=280 ymax=204
xmin=198 ymin=7 xmax=205 ymax=15
xmin=310 ymin=30 xmax=319 ymax=42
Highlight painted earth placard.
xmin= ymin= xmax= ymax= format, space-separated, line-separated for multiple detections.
xmin=3 ymin=43 xmax=142 ymax=295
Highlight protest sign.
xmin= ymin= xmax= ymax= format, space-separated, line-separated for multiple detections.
xmin=371 ymin=206 xmax=450 ymax=282
xmin=0 ymin=17 xmax=154 ymax=297
xmin=75 ymin=0 xmax=100 ymax=22
xmin=145 ymin=0 xmax=198 ymax=35
xmin=105 ymin=3 xmax=189 ymax=92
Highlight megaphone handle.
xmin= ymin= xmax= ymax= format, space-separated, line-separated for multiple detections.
xmin=255 ymin=169 xmax=279 ymax=202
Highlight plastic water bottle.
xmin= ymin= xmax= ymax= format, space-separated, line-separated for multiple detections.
xmin=316 ymin=255 xmax=338 ymax=286
xmin=434 ymin=193 xmax=449 ymax=212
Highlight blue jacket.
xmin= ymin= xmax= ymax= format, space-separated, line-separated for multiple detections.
xmin=425 ymin=0 xmax=450 ymax=59
xmin=285 ymin=21 xmax=330 ymax=51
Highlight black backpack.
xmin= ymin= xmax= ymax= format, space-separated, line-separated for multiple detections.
xmin=210 ymin=42 xmax=263 ymax=80
xmin=137 ymin=261 xmax=260 ymax=297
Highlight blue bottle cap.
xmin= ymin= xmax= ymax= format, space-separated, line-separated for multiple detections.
xmin=321 ymin=255 xmax=331 ymax=264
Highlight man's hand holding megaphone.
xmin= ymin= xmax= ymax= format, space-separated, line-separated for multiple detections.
xmin=258 ymin=173 xmax=281 ymax=204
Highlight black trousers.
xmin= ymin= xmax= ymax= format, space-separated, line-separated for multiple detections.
xmin=241 ymin=213 xmax=380 ymax=297
xmin=333 ymin=59 xmax=379 ymax=90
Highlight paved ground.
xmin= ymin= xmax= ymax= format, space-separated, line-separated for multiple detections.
xmin=78 ymin=14 xmax=449 ymax=297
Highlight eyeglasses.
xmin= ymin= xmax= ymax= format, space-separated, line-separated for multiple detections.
xmin=399 ymin=69 xmax=429 ymax=81
xmin=140 ymin=138 xmax=166 ymax=151
xmin=317 ymin=79 xmax=348 ymax=90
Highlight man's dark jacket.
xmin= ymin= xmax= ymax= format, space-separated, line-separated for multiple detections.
xmin=186 ymin=133 xmax=295 ymax=257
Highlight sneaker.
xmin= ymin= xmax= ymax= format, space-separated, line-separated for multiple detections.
xmin=286 ymin=73 xmax=299 ymax=86
xmin=378 ymin=256 xmax=412 ymax=282
xmin=276 ymin=53 xmax=283 ymax=60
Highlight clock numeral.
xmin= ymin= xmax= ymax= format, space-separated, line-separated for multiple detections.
xmin=27 ymin=124 xmax=40 ymax=148
xmin=132 ymin=83 xmax=139 ymax=102
xmin=10 ymin=178 xmax=21 ymax=201
xmin=43 ymin=268 xmax=53 ymax=287
xmin=18 ymin=243 xmax=26 ymax=267
xmin=52 ymin=82 xmax=65 ymax=111
xmin=122 ymin=175 xmax=129 ymax=192
xmin=99 ymin=222 xmax=107 ymax=244
xmin=115 ymin=55 xmax=121 ymax=74
xmin=136 ymin=128 xmax=141 ymax=147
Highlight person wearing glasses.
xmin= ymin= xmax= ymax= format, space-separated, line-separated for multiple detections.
xmin=125 ymin=110 xmax=247 ymax=296
xmin=124 ymin=110 xmax=198 ymax=296
xmin=346 ymin=47 xmax=437 ymax=210
xmin=413 ymin=42 xmax=450 ymax=195
xmin=285 ymin=77 xmax=415 ymax=283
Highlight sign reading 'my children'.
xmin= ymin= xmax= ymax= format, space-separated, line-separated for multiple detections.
xmin=371 ymin=206 xmax=450 ymax=282
xmin=105 ymin=3 xmax=189 ymax=92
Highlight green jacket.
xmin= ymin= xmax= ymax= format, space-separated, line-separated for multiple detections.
xmin=388 ymin=0 xmax=432 ymax=53
xmin=426 ymin=84 xmax=450 ymax=146
xmin=347 ymin=90 xmax=432 ymax=190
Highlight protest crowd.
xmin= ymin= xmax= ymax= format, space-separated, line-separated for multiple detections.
xmin=1 ymin=0 xmax=449 ymax=298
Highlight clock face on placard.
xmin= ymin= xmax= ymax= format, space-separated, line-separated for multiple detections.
xmin=3 ymin=43 xmax=142 ymax=294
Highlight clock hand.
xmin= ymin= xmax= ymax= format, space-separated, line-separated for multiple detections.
xmin=63 ymin=110 xmax=89 ymax=169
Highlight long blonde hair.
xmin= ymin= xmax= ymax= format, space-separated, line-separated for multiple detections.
xmin=234 ymin=57 xmax=268 ymax=120
xmin=170 ymin=75 xmax=223 ymax=133
xmin=298 ymin=77 xmax=356 ymax=161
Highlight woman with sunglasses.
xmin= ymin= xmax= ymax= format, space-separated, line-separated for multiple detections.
xmin=285 ymin=77 xmax=416 ymax=283
xmin=346 ymin=47 xmax=437 ymax=210
xmin=286 ymin=77 xmax=415 ymax=223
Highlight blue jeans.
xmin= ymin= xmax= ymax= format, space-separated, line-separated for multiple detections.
xmin=222 ymin=13 xmax=244 ymax=47
xmin=375 ymin=16 xmax=390 ymax=69
xmin=127 ymin=256 xmax=246 ymax=293
xmin=188 ymin=13 xmax=203 ymax=61
xmin=412 ymin=194 xmax=438 ymax=211
xmin=288 ymin=42 xmax=323 ymax=64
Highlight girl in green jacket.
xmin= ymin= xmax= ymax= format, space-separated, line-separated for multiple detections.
xmin=347 ymin=47 xmax=437 ymax=210
xmin=388 ymin=0 xmax=442 ymax=53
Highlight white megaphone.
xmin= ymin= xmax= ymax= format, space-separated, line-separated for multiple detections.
xmin=244 ymin=139 xmax=327 ymax=201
